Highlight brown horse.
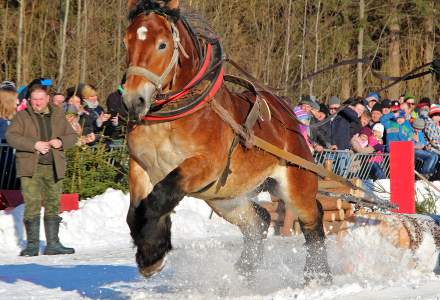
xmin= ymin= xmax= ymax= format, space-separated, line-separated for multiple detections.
xmin=123 ymin=0 xmax=331 ymax=284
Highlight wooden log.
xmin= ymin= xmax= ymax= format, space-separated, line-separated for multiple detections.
xmin=323 ymin=209 xmax=345 ymax=222
xmin=318 ymin=180 xmax=351 ymax=191
xmin=340 ymin=200 xmax=353 ymax=210
xmin=350 ymin=178 xmax=365 ymax=198
xmin=324 ymin=221 xmax=350 ymax=235
xmin=344 ymin=208 xmax=354 ymax=219
xmin=323 ymin=160 xmax=334 ymax=177
xmin=317 ymin=197 xmax=342 ymax=210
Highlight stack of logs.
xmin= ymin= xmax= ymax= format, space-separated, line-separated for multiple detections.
xmin=259 ymin=160 xmax=362 ymax=237
xmin=260 ymin=194 xmax=354 ymax=237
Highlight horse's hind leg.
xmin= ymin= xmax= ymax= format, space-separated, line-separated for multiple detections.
xmin=273 ymin=165 xmax=331 ymax=285
xmin=207 ymin=197 xmax=271 ymax=276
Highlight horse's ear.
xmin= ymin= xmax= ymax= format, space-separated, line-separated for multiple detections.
xmin=128 ymin=0 xmax=138 ymax=10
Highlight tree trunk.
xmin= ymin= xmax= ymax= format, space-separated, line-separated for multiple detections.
xmin=356 ymin=0 xmax=364 ymax=97
xmin=388 ymin=5 xmax=401 ymax=100
xmin=75 ymin=0 xmax=82 ymax=84
xmin=299 ymin=0 xmax=308 ymax=99
xmin=423 ymin=1 xmax=434 ymax=99
xmin=2 ymin=1 xmax=9 ymax=79
xmin=310 ymin=0 xmax=321 ymax=96
xmin=116 ymin=0 xmax=123 ymax=87
xmin=57 ymin=0 xmax=71 ymax=91
xmin=80 ymin=0 xmax=88 ymax=83
xmin=16 ymin=0 xmax=25 ymax=85
xmin=282 ymin=0 xmax=292 ymax=92
xmin=341 ymin=38 xmax=351 ymax=100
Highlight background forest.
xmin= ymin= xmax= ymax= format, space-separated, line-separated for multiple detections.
xmin=0 ymin=0 xmax=438 ymax=104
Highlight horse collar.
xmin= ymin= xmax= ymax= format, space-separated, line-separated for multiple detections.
xmin=140 ymin=18 xmax=225 ymax=122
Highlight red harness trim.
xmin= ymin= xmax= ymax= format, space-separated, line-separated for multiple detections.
xmin=152 ymin=43 xmax=213 ymax=106
xmin=143 ymin=66 xmax=224 ymax=121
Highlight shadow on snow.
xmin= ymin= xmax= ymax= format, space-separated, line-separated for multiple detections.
xmin=0 ymin=263 xmax=139 ymax=300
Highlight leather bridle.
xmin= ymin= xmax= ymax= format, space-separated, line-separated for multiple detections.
xmin=126 ymin=19 xmax=185 ymax=94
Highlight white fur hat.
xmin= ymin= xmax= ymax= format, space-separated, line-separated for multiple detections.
xmin=372 ymin=123 xmax=384 ymax=138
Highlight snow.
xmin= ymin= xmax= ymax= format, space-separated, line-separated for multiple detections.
xmin=1 ymin=187 xmax=440 ymax=299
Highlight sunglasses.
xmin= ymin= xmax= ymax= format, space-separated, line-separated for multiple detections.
xmin=329 ymin=107 xmax=339 ymax=110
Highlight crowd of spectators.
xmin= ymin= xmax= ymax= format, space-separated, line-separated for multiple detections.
xmin=0 ymin=78 xmax=128 ymax=148
xmin=294 ymin=92 xmax=440 ymax=180
xmin=2 ymin=76 xmax=440 ymax=182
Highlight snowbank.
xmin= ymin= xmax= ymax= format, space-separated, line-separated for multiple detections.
xmin=1 ymin=187 xmax=440 ymax=299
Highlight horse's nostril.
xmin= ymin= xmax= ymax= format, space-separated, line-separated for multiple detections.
xmin=139 ymin=97 xmax=145 ymax=105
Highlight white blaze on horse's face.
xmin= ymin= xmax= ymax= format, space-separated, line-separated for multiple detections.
xmin=137 ymin=26 xmax=148 ymax=41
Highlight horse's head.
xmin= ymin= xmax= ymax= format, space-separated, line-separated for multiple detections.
xmin=124 ymin=0 xmax=181 ymax=119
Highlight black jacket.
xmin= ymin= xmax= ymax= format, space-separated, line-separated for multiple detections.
xmin=330 ymin=107 xmax=360 ymax=150
xmin=310 ymin=116 xmax=331 ymax=148
xmin=104 ymin=91 xmax=128 ymax=140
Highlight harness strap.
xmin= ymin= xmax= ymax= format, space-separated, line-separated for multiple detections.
xmin=210 ymin=98 xmax=395 ymax=210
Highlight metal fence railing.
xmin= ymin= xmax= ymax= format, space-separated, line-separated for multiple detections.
xmin=0 ymin=143 xmax=426 ymax=188
xmin=313 ymin=150 xmax=391 ymax=180
xmin=0 ymin=143 xmax=20 ymax=190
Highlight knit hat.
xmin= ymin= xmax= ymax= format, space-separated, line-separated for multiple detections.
xmin=429 ymin=104 xmax=440 ymax=117
xmin=0 ymin=80 xmax=16 ymax=92
xmin=300 ymin=95 xmax=320 ymax=110
xmin=359 ymin=126 xmax=372 ymax=137
xmin=390 ymin=100 xmax=400 ymax=112
xmin=395 ymin=110 xmax=406 ymax=119
xmin=412 ymin=118 xmax=425 ymax=130
xmin=381 ymin=99 xmax=391 ymax=108
xmin=371 ymin=102 xmax=382 ymax=113
xmin=366 ymin=92 xmax=380 ymax=102
xmin=372 ymin=123 xmax=384 ymax=138
xmin=418 ymin=97 xmax=431 ymax=109
xmin=328 ymin=96 xmax=340 ymax=106
xmin=404 ymin=93 xmax=415 ymax=102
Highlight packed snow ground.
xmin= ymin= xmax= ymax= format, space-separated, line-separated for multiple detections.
xmin=1 ymin=184 xmax=440 ymax=299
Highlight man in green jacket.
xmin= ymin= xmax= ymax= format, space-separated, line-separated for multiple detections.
xmin=6 ymin=83 xmax=78 ymax=256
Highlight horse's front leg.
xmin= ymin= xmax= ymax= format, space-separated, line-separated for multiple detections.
xmin=127 ymin=158 xmax=185 ymax=278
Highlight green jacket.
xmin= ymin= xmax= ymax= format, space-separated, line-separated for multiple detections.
xmin=6 ymin=104 xmax=78 ymax=179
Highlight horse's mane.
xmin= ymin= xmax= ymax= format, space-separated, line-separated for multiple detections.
xmin=128 ymin=0 xmax=180 ymax=22
xmin=128 ymin=1 xmax=218 ymax=42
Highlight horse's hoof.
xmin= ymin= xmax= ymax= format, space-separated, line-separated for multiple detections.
xmin=304 ymin=271 xmax=333 ymax=287
xmin=139 ymin=257 xmax=166 ymax=278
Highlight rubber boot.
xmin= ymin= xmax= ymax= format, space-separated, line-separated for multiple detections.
xmin=43 ymin=216 xmax=75 ymax=255
xmin=20 ymin=217 xmax=40 ymax=257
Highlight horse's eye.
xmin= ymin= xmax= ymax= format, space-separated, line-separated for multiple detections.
xmin=158 ymin=42 xmax=167 ymax=50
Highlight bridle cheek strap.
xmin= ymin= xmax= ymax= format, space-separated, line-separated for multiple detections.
xmin=126 ymin=22 xmax=181 ymax=92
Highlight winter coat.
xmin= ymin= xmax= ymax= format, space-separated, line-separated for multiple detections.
xmin=5 ymin=104 xmax=78 ymax=178
xmin=380 ymin=113 xmax=414 ymax=150
xmin=104 ymin=91 xmax=128 ymax=140
xmin=310 ymin=116 xmax=331 ymax=148
xmin=79 ymin=105 xmax=105 ymax=136
xmin=0 ymin=118 xmax=9 ymax=142
xmin=330 ymin=107 xmax=360 ymax=150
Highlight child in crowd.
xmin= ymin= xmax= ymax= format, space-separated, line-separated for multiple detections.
xmin=412 ymin=118 xmax=439 ymax=177
xmin=369 ymin=123 xmax=386 ymax=179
